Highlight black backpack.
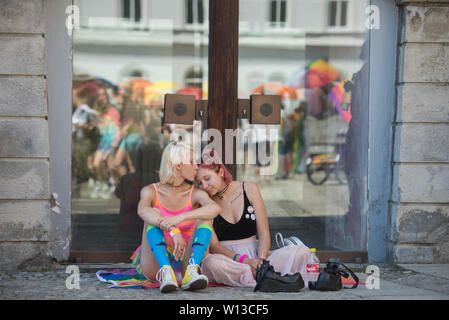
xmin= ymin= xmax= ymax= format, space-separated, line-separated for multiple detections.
xmin=309 ymin=258 xmax=359 ymax=291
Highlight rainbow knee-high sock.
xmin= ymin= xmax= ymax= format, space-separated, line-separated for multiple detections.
xmin=189 ymin=224 xmax=212 ymax=265
xmin=146 ymin=225 xmax=171 ymax=268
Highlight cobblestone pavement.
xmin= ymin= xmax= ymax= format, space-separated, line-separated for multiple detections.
xmin=1 ymin=264 xmax=448 ymax=300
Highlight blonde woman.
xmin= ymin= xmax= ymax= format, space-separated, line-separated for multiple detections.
xmin=136 ymin=141 xmax=221 ymax=293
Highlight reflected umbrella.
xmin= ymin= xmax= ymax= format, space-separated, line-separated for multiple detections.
xmin=96 ymin=77 xmax=117 ymax=90
xmin=144 ymin=81 xmax=178 ymax=105
xmin=252 ymin=82 xmax=297 ymax=100
xmin=287 ymin=59 xmax=340 ymax=89
xmin=176 ymin=86 xmax=203 ymax=100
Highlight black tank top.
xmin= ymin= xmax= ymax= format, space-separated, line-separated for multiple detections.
xmin=213 ymin=182 xmax=258 ymax=241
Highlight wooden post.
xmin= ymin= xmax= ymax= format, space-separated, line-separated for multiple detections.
xmin=208 ymin=0 xmax=239 ymax=177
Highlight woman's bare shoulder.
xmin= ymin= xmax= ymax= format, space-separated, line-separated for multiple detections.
xmin=242 ymin=181 xmax=260 ymax=194
xmin=192 ymin=187 xmax=210 ymax=200
xmin=140 ymin=183 xmax=157 ymax=198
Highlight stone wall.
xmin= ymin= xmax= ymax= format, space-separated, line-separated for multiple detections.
xmin=0 ymin=0 xmax=52 ymax=271
xmin=391 ymin=0 xmax=449 ymax=263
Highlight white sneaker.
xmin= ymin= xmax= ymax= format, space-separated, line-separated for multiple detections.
xmin=181 ymin=259 xmax=208 ymax=291
xmin=156 ymin=265 xmax=178 ymax=293
xmin=100 ymin=182 xmax=112 ymax=199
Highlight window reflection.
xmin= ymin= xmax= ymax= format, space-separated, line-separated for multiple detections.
xmin=70 ymin=0 xmax=369 ymax=258
xmin=71 ymin=0 xmax=208 ymax=256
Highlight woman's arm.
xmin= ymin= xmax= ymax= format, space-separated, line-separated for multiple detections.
xmin=245 ymin=182 xmax=271 ymax=260
xmin=159 ymin=188 xmax=221 ymax=230
xmin=209 ymin=223 xmax=262 ymax=277
xmin=137 ymin=186 xmax=163 ymax=227
xmin=208 ymin=228 xmax=236 ymax=258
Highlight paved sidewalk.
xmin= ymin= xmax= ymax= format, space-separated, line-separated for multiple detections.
xmin=1 ymin=263 xmax=448 ymax=300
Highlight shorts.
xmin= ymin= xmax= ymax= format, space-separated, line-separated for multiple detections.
xmin=119 ymin=133 xmax=143 ymax=153
xmin=280 ymin=135 xmax=293 ymax=155
xmin=98 ymin=133 xmax=115 ymax=151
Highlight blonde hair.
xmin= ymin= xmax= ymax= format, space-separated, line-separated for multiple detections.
xmin=159 ymin=140 xmax=194 ymax=184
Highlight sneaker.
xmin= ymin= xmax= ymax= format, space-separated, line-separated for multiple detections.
xmin=181 ymin=259 xmax=208 ymax=291
xmin=90 ymin=181 xmax=101 ymax=198
xmin=156 ymin=265 xmax=178 ymax=293
xmin=100 ymin=182 xmax=113 ymax=199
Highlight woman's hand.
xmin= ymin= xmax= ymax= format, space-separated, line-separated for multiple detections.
xmin=172 ymin=233 xmax=186 ymax=261
xmin=159 ymin=215 xmax=184 ymax=231
xmin=244 ymin=258 xmax=264 ymax=277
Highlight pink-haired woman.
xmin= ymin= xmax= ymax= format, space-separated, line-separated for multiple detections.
xmin=196 ymin=150 xmax=311 ymax=287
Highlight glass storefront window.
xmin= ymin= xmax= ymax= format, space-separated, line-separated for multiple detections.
xmin=71 ymin=0 xmax=208 ymax=258
xmin=70 ymin=0 xmax=369 ymax=261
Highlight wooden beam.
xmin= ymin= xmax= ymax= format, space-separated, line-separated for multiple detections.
xmin=208 ymin=0 xmax=239 ymax=177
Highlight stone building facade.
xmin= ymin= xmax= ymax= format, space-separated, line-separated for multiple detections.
xmin=0 ymin=0 xmax=53 ymax=270
xmin=0 ymin=0 xmax=448 ymax=271
xmin=391 ymin=0 xmax=449 ymax=263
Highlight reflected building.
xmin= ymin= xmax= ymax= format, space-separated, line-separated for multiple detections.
xmin=73 ymin=0 xmax=366 ymax=95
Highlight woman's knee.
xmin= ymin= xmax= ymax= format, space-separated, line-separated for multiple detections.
xmin=201 ymin=254 xmax=221 ymax=271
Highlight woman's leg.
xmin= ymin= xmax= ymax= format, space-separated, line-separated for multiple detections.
xmin=182 ymin=220 xmax=213 ymax=271
xmin=201 ymin=254 xmax=257 ymax=287
xmin=92 ymin=149 xmax=104 ymax=169
xmin=140 ymin=223 xmax=173 ymax=280
xmin=201 ymin=236 xmax=259 ymax=287
xmin=180 ymin=220 xmax=213 ymax=290
xmin=139 ymin=225 xmax=162 ymax=280
xmin=112 ymin=147 xmax=127 ymax=171
xmin=125 ymin=150 xmax=135 ymax=173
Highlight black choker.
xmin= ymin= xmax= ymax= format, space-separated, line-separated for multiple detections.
xmin=214 ymin=184 xmax=230 ymax=200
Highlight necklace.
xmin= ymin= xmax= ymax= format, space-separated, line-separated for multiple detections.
xmin=214 ymin=183 xmax=230 ymax=200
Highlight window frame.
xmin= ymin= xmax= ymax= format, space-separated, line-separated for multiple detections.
xmin=184 ymin=0 xmax=207 ymax=31
xmin=121 ymin=0 xmax=142 ymax=23
xmin=327 ymin=0 xmax=351 ymax=32
xmin=268 ymin=0 xmax=288 ymax=29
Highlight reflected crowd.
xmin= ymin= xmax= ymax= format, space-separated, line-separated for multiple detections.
xmin=71 ymin=60 xmax=354 ymax=201
xmin=72 ymin=77 xmax=170 ymax=200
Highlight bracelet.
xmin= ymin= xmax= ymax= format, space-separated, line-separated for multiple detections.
xmin=233 ymin=254 xmax=239 ymax=261
xmin=238 ymin=254 xmax=248 ymax=263
xmin=169 ymin=227 xmax=181 ymax=237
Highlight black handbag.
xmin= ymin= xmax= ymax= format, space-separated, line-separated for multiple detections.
xmin=254 ymin=259 xmax=305 ymax=292
xmin=308 ymin=258 xmax=359 ymax=291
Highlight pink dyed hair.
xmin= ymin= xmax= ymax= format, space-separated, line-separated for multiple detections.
xmin=199 ymin=148 xmax=233 ymax=184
